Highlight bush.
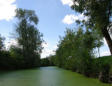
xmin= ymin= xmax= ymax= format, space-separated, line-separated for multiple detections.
xmin=99 ymin=63 xmax=110 ymax=83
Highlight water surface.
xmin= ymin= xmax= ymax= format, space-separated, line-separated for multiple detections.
xmin=0 ymin=67 xmax=110 ymax=86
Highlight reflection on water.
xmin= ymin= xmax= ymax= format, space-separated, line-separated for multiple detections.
xmin=0 ymin=67 xmax=110 ymax=86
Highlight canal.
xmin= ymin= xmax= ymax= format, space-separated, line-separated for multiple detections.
xmin=0 ymin=67 xmax=110 ymax=86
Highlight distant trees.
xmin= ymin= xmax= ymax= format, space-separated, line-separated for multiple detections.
xmin=41 ymin=55 xmax=55 ymax=67
xmin=71 ymin=0 xmax=112 ymax=54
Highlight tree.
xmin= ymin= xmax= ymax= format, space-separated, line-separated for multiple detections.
xmin=71 ymin=0 xmax=112 ymax=54
xmin=15 ymin=8 xmax=43 ymax=67
xmin=55 ymin=28 xmax=103 ymax=76
xmin=0 ymin=35 xmax=4 ymax=51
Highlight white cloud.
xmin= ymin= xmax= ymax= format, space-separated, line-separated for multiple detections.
xmin=95 ymin=38 xmax=111 ymax=57
xmin=41 ymin=48 xmax=55 ymax=58
xmin=61 ymin=0 xmax=73 ymax=6
xmin=62 ymin=14 xmax=75 ymax=24
xmin=42 ymin=42 xmax=49 ymax=48
xmin=41 ymin=42 xmax=57 ymax=58
xmin=62 ymin=14 xmax=88 ymax=25
xmin=4 ymin=39 xmax=18 ymax=50
xmin=53 ymin=45 xmax=58 ymax=50
xmin=0 ymin=0 xmax=17 ymax=21
xmin=100 ymin=51 xmax=111 ymax=57
xmin=61 ymin=0 xmax=79 ymax=6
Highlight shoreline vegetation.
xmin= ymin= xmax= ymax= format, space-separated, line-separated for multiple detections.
xmin=44 ymin=49 xmax=112 ymax=84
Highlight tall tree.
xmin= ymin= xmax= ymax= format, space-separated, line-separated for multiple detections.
xmin=71 ymin=0 xmax=112 ymax=54
xmin=15 ymin=8 xmax=43 ymax=67
xmin=55 ymin=28 xmax=102 ymax=73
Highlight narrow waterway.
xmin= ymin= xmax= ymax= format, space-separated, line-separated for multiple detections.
xmin=0 ymin=67 xmax=110 ymax=86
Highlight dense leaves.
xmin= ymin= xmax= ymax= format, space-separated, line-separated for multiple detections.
xmin=55 ymin=28 xmax=102 ymax=73
xmin=0 ymin=8 xmax=43 ymax=70
xmin=52 ymin=28 xmax=112 ymax=83
xmin=15 ymin=8 xmax=43 ymax=68
xmin=71 ymin=0 xmax=112 ymax=54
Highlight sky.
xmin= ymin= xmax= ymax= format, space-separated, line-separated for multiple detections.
xmin=0 ymin=0 xmax=111 ymax=58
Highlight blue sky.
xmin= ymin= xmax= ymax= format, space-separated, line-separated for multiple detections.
xmin=0 ymin=0 xmax=111 ymax=58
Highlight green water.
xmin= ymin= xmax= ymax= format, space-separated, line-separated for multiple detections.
xmin=0 ymin=67 xmax=110 ymax=86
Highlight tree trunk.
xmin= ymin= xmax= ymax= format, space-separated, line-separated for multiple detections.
xmin=102 ymin=28 xmax=112 ymax=55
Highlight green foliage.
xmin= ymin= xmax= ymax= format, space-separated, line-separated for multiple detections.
xmin=54 ymin=28 xmax=103 ymax=77
xmin=71 ymin=0 xmax=112 ymax=81
xmin=52 ymin=27 xmax=112 ymax=83
xmin=9 ymin=46 xmax=25 ymax=69
xmin=41 ymin=55 xmax=55 ymax=67
xmin=0 ymin=35 xmax=5 ymax=50
xmin=41 ymin=58 xmax=50 ymax=67
xmin=15 ymin=8 xmax=43 ymax=68
xmin=99 ymin=63 xmax=110 ymax=83
xmin=16 ymin=8 xmax=38 ymax=24
xmin=0 ymin=8 xmax=43 ymax=70
xmin=71 ymin=0 xmax=112 ymax=54
xmin=71 ymin=0 xmax=112 ymax=29
xmin=0 ymin=51 xmax=13 ymax=69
